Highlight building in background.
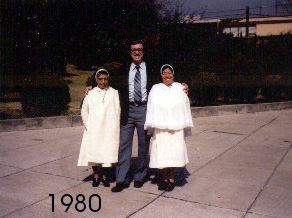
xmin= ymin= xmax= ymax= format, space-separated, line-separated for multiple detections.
xmin=183 ymin=15 xmax=292 ymax=37
xmin=224 ymin=16 xmax=292 ymax=37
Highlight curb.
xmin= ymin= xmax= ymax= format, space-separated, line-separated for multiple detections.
xmin=1 ymin=101 xmax=292 ymax=132
xmin=191 ymin=101 xmax=292 ymax=117
xmin=0 ymin=116 xmax=82 ymax=132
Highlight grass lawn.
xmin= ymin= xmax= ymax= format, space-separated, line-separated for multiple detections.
xmin=0 ymin=102 xmax=24 ymax=119
xmin=0 ymin=68 xmax=94 ymax=119
xmin=64 ymin=70 xmax=94 ymax=115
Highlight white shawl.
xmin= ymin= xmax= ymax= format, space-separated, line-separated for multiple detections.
xmin=145 ymin=82 xmax=193 ymax=132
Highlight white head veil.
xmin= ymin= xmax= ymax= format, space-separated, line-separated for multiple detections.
xmin=95 ymin=69 xmax=109 ymax=79
xmin=160 ymin=64 xmax=174 ymax=75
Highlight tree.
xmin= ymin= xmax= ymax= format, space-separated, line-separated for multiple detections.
xmin=286 ymin=0 xmax=292 ymax=12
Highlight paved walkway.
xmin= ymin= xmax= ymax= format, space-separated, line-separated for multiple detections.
xmin=0 ymin=109 xmax=292 ymax=218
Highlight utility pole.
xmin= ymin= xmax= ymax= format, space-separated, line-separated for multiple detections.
xmin=275 ymin=0 xmax=278 ymax=14
xmin=246 ymin=6 xmax=250 ymax=37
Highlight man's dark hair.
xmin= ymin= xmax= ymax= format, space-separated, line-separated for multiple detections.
xmin=129 ymin=40 xmax=144 ymax=51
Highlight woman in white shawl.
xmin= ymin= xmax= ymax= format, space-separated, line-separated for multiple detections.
xmin=145 ymin=64 xmax=193 ymax=191
xmin=78 ymin=69 xmax=120 ymax=188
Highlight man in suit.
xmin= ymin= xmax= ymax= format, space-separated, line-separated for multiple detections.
xmin=111 ymin=40 xmax=154 ymax=192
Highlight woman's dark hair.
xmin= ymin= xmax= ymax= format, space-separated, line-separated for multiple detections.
xmin=161 ymin=65 xmax=174 ymax=74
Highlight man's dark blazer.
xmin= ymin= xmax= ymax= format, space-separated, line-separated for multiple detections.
xmin=87 ymin=61 xmax=160 ymax=125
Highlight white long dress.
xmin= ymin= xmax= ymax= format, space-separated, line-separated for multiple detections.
xmin=145 ymin=82 xmax=193 ymax=169
xmin=77 ymin=87 xmax=120 ymax=167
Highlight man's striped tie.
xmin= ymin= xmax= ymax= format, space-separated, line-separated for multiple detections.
xmin=134 ymin=65 xmax=142 ymax=102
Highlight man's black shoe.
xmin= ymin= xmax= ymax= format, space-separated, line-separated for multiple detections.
xmin=111 ymin=183 xmax=129 ymax=192
xmin=134 ymin=181 xmax=144 ymax=188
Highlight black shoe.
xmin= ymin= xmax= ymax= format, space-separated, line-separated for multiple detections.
xmin=158 ymin=180 xmax=168 ymax=191
xmin=150 ymin=175 xmax=159 ymax=184
xmin=101 ymin=178 xmax=110 ymax=187
xmin=92 ymin=178 xmax=100 ymax=187
xmin=134 ymin=181 xmax=144 ymax=188
xmin=111 ymin=183 xmax=129 ymax=192
xmin=166 ymin=182 xmax=175 ymax=192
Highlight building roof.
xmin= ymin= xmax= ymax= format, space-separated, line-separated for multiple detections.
xmin=239 ymin=15 xmax=292 ymax=24
xmin=182 ymin=15 xmax=292 ymax=25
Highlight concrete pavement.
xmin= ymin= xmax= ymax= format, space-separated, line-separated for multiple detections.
xmin=0 ymin=109 xmax=292 ymax=218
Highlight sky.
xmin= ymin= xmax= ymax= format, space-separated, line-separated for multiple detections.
xmin=174 ymin=0 xmax=290 ymax=18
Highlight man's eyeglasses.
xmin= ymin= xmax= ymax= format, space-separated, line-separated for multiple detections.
xmin=131 ymin=48 xmax=144 ymax=53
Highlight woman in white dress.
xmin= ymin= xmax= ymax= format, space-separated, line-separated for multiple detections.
xmin=145 ymin=64 xmax=193 ymax=191
xmin=78 ymin=69 xmax=120 ymax=188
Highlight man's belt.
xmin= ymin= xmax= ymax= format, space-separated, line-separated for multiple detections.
xmin=129 ymin=101 xmax=147 ymax=106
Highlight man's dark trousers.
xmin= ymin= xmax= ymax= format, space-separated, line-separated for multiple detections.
xmin=115 ymin=104 xmax=149 ymax=185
